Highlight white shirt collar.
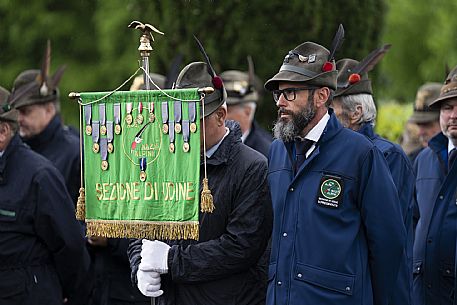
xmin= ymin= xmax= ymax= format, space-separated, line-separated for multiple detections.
xmin=448 ymin=139 xmax=457 ymax=154
xmin=305 ymin=112 xmax=330 ymax=142
xmin=0 ymin=151 xmax=3 ymax=158
xmin=206 ymin=127 xmax=230 ymax=158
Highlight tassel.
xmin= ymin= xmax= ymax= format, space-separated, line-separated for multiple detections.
xmin=75 ymin=187 xmax=86 ymax=220
xmin=201 ymin=178 xmax=215 ymax=213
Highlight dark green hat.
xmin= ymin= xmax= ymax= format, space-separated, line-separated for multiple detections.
xmin=409 ymin=82 xmax=441 ymax=123
xmin=335 ymin=44 xmax=391 ymax=97
xmin=0 ymin=87 xmax=17 ymax=122
xmin=221 ymin=70 xmax=259 ymax=105
xmin=335 ymin=59 xmax=372 ymax=96
xmin=221 ymin=56 xmax=262 ymax=106
xmin=430 ymin=65 xmax=457 ymax=109
xmin=175 ymin=62 xmax=226 ymax=117
xmin=9 ymin=41 xmax=65 ymax=109
xmin=265 ymin=24 xmax=344 ymax=91
xmin=265 ymin=42 xmax=338 ymax=91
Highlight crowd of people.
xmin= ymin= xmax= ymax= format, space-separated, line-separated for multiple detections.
xmin=1 ymin=29 xmax=457 ymax=305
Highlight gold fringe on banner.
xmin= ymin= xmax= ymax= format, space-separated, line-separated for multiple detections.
xmin=200 ymin=178 xmax=215 ymax=213
xmin=75 ymin=187 xmax=86 ymax=220
xmin=86 ymin=220 xmax=199 ymax=240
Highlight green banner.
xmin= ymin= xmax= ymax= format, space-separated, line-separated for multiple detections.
xmin=78 ymin=89 xmax=200 ymax=240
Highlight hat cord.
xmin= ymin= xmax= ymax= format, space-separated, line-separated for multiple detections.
xmin=200 ymin=93 xmax=214 ymax=213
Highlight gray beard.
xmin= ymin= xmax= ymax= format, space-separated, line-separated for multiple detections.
xmin=273 ymin=101 xmax=316 ymax=142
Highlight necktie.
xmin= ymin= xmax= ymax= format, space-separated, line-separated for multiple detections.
xmin=294 ymin=139 xmax=314 ymax=173
xmin=449 ymin=148 xmax=457 ymax=172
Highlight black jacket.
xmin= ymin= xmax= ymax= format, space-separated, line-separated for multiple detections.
xmin=0 ymin=134 xmax=89 ymax=304
xmin=128 ymin=121 xmax=273 ymax=305
xmin=244 ymin=120 xmax=272 ymax=158
xmin=23 ymin=115 xmax=80 ymax=205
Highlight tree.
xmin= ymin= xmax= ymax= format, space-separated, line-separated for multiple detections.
xmin=0 ymin=0 xmax=386 ymax=128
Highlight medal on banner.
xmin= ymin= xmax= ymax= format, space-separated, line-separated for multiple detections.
xmin=174 ymin=101 xmax=182 ymax=134
xmin=148 ymin=102 xmax=155 ymax=123
xmin=100 ymin=138 xmax=109 ymax=171
xmin=182 ymin=120 xmax=190 ymax=153
xmin=125 ymin=102 xmax=133 ymax=125
xmin=99 ymin=104 xmax=107 ymax=135
xmin=84 ymin=105 xmax=92 ymax=135
xmin=162 ymin=101 xmax=169 ymax=134
xmin=92 ymin=121 xmax=100 ymax=153
xmin=189 ymin=102 xmax=197 ymax=133
xmin=114 ymin=103 xmax=122 ymax=135
xmin=106 ymin=121 xmax=114 ymax=153
xmin=139 ymin=157 xmax=147 ymax=181
xmin=136 ymin=101 xmax=144 ymax=125
xmin=168 ymin=120 xmax=175 ymax=153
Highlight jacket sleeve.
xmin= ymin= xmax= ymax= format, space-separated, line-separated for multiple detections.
xmin=127 ymin=238 xmax=142 ymax=285
xmin=358 ymin=147 xmax=407 ymax=305
xmin=168 ymin=159 xmax=273 ymax=283
xmin=33 ymin=166 xmax=90 ymax=298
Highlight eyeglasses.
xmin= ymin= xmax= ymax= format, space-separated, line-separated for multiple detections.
xmin=272 ymin=87 xmax=316 ymax=102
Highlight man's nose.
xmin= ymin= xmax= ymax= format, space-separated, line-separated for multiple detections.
xmin=276 ymin=94 xmax=288 ymax=108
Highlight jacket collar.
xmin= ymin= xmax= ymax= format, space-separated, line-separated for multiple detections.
xmin=23 ymin=115 xmax=61 ymax=150
xmin=429 ymin=132 xmax=448 ymax=155
xmin=357 ymin=122 xmax=377 ymax=140
xmin=205 ymin=120 xmax=242 ymax=166
xmin=0 ymin=134 xmax=23 ymax=184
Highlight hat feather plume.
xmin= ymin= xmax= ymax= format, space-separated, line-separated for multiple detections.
xmin=193 ymin=35 xmax=216 ymax=77
xmin=247 ymin=55 xmax=255 ymax=88
xmin=39 ymin=40 xmax=51 ymax=95
xmin=352 ymin=43 xmax=391 ymax=75
xmin=328 ymin=24 xmax=345 ymax=62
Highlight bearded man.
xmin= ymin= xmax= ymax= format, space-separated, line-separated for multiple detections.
xmin=264 ymin=41 xmax=406 ymax=305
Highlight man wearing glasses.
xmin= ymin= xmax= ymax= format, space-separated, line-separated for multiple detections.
xmin=264 ymin=41 xmax=406 ymax=305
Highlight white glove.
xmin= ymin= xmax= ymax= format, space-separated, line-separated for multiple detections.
xmin=139 ymin=239 xmax=171 ymax=274
xmin=137 ymin=269 xmax=163 ymax=297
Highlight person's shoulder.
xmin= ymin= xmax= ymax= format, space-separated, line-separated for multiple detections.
xmin=336 ymin=127 xmax=375 ymax=150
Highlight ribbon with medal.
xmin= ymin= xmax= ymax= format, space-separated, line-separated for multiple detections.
xmin=91 ymin=120 xmax=100 ymax=153
xmin=162 ymin=101 xmax=169 ymax=134
xmin=99 ymin=104 xmax=107 ymax=136
xmin=84 ymin=104 xmax=92 ymax=135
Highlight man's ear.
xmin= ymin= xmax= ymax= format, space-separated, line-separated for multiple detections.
xmin=315 ymin=87 xmax=330 ymax=107
xmin=350 ymin=104 xmax=363 ymax=124
xmin=215 ymin=107 xmax=227 ymax=126
xmin=0 ymin=122 xmax=10 ymax=144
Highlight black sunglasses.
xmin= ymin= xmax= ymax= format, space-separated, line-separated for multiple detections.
xmin=272 ymin=87 xmax=316 ymax=102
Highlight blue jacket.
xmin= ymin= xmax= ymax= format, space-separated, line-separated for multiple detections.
xmin=0 ymin=134 xmax=89 ymax=304
xmin=359 ymin=123 xmax=415 ymax=305
xmin=267 ymin=111 xmax=406 ymax=305
xmin=413 ymin=132 xmax=457 ymax=305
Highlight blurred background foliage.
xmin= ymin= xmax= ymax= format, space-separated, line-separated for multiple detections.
xmin=1 ymin=0 xmax=456 ymax=142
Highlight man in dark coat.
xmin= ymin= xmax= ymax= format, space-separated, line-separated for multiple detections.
xmin=413 ymin=65 xmax=457 ymax=305
xmin=333 ymin=55 xmax=415 ymax=305
xmin=406 ymin=82 xmax=442 ymax=163
xmin=128 ymin=61 xmax=273 ymax=305
xmin=221 ymin=64 xmax=272 ymax=157
xmin=264 ymin=40 xmax=406 ymax=305
xmin=9 ymin=50 xmax=80 ymax=204
xmin=0 ymin=86 xmax=89 ymax=304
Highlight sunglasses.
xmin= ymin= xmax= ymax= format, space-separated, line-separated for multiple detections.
xmin=272 ymin=87 xmax=317 ymax=102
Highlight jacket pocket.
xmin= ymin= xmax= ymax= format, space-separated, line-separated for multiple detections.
xmin=294 ymin=263 xmax=355 ymax=295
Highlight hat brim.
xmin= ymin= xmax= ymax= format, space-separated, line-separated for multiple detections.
xmin=408 ymin=111 xmax=439 ymax=123
xmin=265 ymin=70 xmax=337 ymax=91
xmin=429 ymin=90 xmax=457 ymax=109
xmin=334 ymin=80 xmax=372 ymax=97
xmin=0 ymin=109 xmax=18 ymax=122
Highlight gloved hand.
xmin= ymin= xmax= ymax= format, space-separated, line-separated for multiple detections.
xmin=139 ymin=239 xmax=171 ymax=274
xmin=137 ymin=269 xmax=163 ymax=297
